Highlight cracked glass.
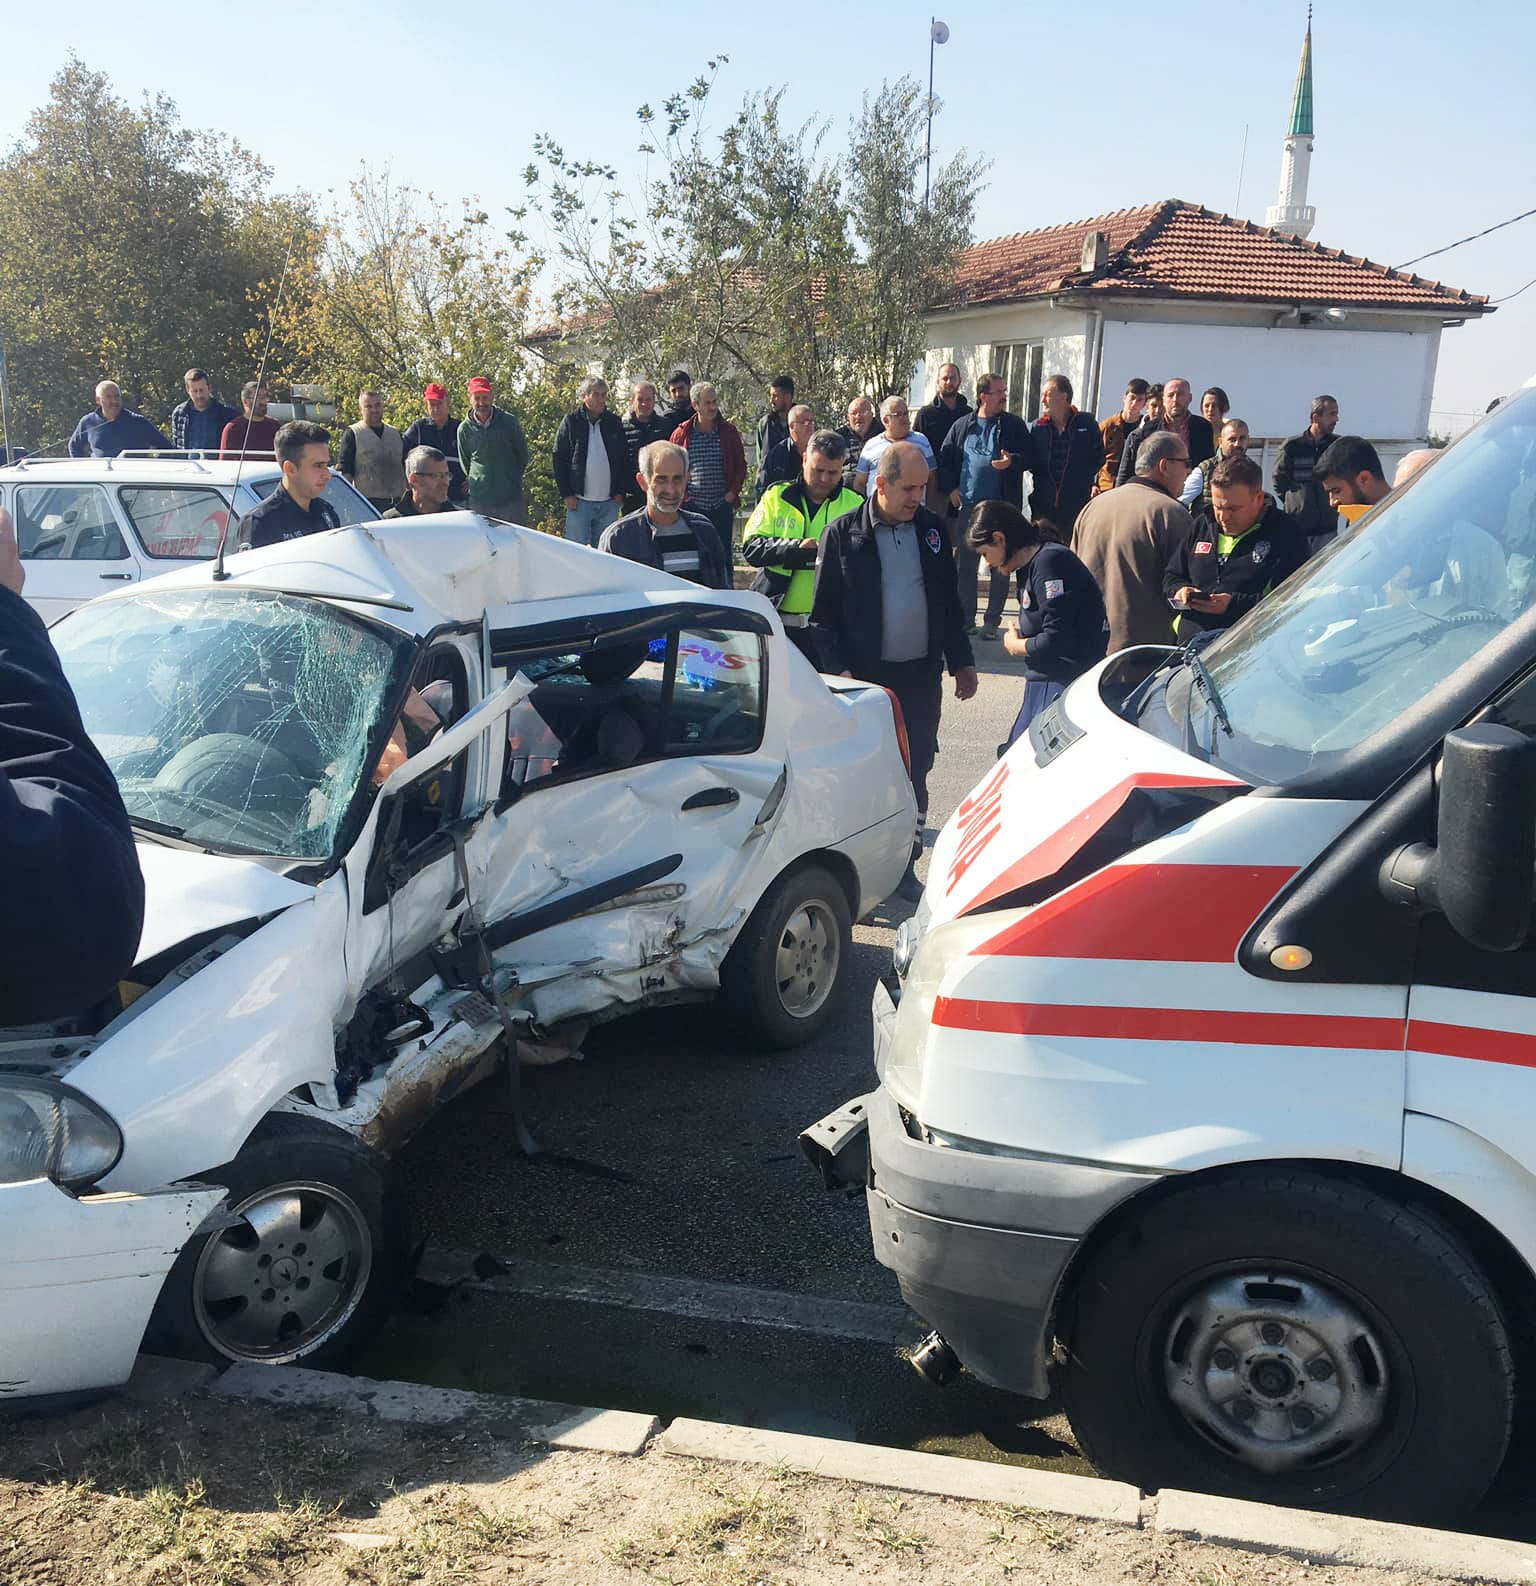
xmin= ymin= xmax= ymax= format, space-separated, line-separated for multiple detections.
xmin=53 ymin=588 xmax=415 ymax=858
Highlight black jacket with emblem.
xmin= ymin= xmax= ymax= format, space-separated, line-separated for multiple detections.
xmin=1012 ymin=541 xmax=1108 ymax=685
xmin=1162 ymin=499 xmax=1309 ymax=636
xmin=809 ymin=500 xmax=975 ymax=679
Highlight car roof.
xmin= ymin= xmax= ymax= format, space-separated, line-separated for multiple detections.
xmin=0 ymin=456 xmax=282 ymax=485
xmin=81 ymin=513 xmax=766 ymax=637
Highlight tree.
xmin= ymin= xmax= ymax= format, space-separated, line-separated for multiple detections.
xmin=843 ymin=79 xmax=987 ymax=399
xmin=0 ymin=59 xmax=307 ymax=450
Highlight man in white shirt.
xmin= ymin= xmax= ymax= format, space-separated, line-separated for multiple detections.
xmin=854 ymin=396 xmax=936 ymax=495
xmin=553 ymin=375 xmax=629 ymax=546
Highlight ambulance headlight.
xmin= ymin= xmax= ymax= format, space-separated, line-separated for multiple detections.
xmin=892 ymin=919 xmax=918 ymax=980
xmin=0 ymin=1076 xmax=122 ymax=1190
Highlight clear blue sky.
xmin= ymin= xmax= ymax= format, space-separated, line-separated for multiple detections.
xmin=3 ymin=0 xmax=1532 ymax=434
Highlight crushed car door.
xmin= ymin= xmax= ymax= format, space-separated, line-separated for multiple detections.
xmin=469 ymin=596 xmax=788 ymax=1025
xmin=341 ymin=655 xmax=527 ymax=1005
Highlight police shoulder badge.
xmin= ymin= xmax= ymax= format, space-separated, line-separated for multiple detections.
xmin=924 ymin=524 xmax=942 ymax=553
xmin=1044 ymin=578 xmax=1065 ymax=600
xmin=1019 ymin=588 xmax=1033 ymax=610
xmin=1253 ymin=540 xmax=1270 ymax=563
xmin=1194 ymin=540 xmax=1213 ymax=556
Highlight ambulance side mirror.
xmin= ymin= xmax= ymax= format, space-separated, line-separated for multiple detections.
xmin=1379 ymin=724 xmax=1536 ymax=952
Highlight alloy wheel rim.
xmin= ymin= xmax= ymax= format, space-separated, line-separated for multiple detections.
xmin=191 ymin=1179 xmax=373 ymax=1363
xmin=774 ymin=899 xmax=840 ymax=1018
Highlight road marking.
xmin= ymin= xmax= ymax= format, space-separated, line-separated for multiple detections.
xmin=419 ymin=1248 xmax=921 ymax=1347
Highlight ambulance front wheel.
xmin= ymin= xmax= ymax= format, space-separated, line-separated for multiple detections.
xmin=1059 ymin=1169 xmax=1515 ymax=1524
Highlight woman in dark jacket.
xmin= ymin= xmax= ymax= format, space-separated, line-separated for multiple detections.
xmin=967 ymin=501 xmax=1108 ymax=750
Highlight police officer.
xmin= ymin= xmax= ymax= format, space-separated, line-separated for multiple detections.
xmin=967 ymin=500 xmax=1107 ymax=750
xmin=1164 ymin=453 xmax=1308 ymax=638
xmin=811 ymin=441 xmax=978 ymax=899
xmin=237 ymin=421 xmax=341 ymax=550
xmin=741 ymin=430 xmax=863 ymax=664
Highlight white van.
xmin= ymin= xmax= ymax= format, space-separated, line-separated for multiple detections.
xmin=806 ymin=384 xmax=1536 ymax=1523
xmin=0 ymin=455 xmax=376 ymax=623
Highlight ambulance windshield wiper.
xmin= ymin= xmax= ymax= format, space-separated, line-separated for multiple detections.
xmin=1181 ymin=639 xmax=1233 ymax=741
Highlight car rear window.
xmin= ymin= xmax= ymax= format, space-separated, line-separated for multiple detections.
xmin=118 ymin=484 xmax=232 ymax=559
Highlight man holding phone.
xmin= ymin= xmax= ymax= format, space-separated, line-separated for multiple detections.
xmin=936 ymin=371 xmax=1031 ymax=638
xmin=1165 ymin=453 xmax=1308 ymax=640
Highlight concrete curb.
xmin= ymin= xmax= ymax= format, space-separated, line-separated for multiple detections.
xmin=201 ymin=1364 xmax=1536 ymax=1583
xmin=659 ymin=1417 xmax=1142 ymax=1526
xmin=1155 ymin=1489 xmax=1536 ymax=1585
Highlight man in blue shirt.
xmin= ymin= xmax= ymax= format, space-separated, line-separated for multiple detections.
xmin=68 ymin=381 xmax=170 ymax=458
xmin=936 ymin=372 xmax=1031 ymax=640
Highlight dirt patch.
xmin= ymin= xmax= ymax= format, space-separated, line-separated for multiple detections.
xmin=0 ymin=1390 xmax=1457 ymax=1585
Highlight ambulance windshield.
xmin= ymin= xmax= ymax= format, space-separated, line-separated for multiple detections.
xmin=1144 ymin=388 xmax=1536 ymax=784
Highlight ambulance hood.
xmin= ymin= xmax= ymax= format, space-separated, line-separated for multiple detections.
xmin=926 ymin=663 xmax=1247 ymax=928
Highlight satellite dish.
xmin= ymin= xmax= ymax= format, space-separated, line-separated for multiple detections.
xmin=931 ymin=19 xmax=950 ymax=43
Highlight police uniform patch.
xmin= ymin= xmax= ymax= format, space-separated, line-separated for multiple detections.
xmin=1194 ymin=540 xmax=1213 ymax=556
xmin=1253 ymin=540 xmax=1271 ymax=564
xmin=1044 ymin=578 xmax=1064 ymax=600
xmin=924 ymin=524 xmax=942 ymax=553
xmin=1019 ymin=588 xmax=1033 ymax=610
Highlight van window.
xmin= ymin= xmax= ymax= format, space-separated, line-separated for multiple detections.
xmin=118 ymin=485 xmax=230 ymax=559
xmin=502 ymin=625 xmax=764 ymax=796
xmin=1138 ymin=391 xmax=1536 ymax=784
xmin=14 ymin=484 xmax=128 ymax=561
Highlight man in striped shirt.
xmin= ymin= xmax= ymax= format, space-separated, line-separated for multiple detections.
xmin=598 ymin=441 xmax=730 ymax=588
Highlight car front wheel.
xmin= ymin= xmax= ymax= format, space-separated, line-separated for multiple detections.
xmin=721 ymin=863 xmax=852 ymax=1049
xmin=1059 ymin=1170 xmax=1515 ymax=1524
xmin=146 ymin=1114 xmax=404 ymax=1371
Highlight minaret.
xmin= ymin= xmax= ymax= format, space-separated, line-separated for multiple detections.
xmin=1266 ymin=12 xmax=1316 ymax=238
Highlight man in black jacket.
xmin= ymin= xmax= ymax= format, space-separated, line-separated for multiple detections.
xmin=754 ymin=376 xmax=795 ymax=470
xmin=0 ymin=509 xmax=144 ymax=1025
xmin=553 ymin=376 xmax=630 ymax=547
xmin=937 ymin=371 xmax=1032 ymax=639
xmin=1274 ymin=394 xmax=1342 ymax=552
xmin=755 ymin=404 xmax=815 ymax=496
xmin=1028 ymin=375 xmax=1105 ymax=536
xmin=621 ymin=381 xmax=673 ymax=512
xmin=598 ymin=440 xmax=730 ymax=589
xmin=811 ymin=442 xmax=978 ymax=898
xmin=836 ymin=396 xmax=882 ymax=493
xmin=915 ymin=362 xmax=972 ymax=459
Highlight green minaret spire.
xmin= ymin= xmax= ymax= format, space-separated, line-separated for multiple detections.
xmin=1288 ymin=9 xmax=1314 ymax=137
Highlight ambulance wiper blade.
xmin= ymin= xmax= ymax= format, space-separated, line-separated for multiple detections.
xmin=1182 ymin=641 xmax=1233 ymax=739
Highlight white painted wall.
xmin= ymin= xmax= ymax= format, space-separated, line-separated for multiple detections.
xmin=1097 ymin=319 xmax=1440 ymax=440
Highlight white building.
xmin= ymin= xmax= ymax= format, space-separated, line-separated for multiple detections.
xmin=919 ymin=28 xmax=1491 ymax=482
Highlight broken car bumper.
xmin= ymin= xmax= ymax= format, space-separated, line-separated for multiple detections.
xmin=0 ymin=1177 xmax=225 ymax=1400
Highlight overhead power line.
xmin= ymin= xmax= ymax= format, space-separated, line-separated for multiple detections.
xmin=1492 ymin=273 xmax=1536 ymax=306
xmin=1393 ymin=206 xmax=1536 ymax=271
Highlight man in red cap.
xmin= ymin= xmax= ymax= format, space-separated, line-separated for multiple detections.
xmin=458 ymin=375 xmax=529 ymax=523
xmin=402 ymin=383 xmax=466 ymax=501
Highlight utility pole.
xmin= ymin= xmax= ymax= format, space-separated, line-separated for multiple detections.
xmin=925 ymin=18 xmax=949 ymax=210
xmin=0 ymin=333 xmax=13 ymax=466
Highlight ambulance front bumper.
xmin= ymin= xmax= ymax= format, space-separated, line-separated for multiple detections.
xmin=804 ymin=1077 xmax=1157 ymax=1402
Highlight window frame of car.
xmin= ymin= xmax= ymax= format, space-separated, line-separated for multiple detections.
xmin=10 ymin=481 xmax=132 ymax=562
xmin=115 ymin=482 xmax=235 ymax=560
xmin=491 ymin=603 xmax=772 ymax=806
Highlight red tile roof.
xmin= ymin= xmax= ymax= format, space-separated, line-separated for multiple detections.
xmin=946 ymin=200 xmax=1489 ymax=315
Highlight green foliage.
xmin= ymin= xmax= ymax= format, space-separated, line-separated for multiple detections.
xmin=517 ymin=66 xmax=985 ymax=437
xmin=0 ymin=58 xmax=308 ymax=450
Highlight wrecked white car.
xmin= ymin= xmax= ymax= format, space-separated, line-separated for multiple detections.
xmin=0 ymin=515 xmax=914 ymax=1397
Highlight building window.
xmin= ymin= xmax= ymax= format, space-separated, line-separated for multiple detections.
xmin=993 ymin=342 xmax=1044 ymax=421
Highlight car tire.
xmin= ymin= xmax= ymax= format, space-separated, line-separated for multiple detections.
xmin=721 ymin=863 xmax=852 ymax=1049
xmin=1059 ymin=1169 xmax=1514 ymax=1524
xmin=145 ymin=1113 xmax=405 ymax=1372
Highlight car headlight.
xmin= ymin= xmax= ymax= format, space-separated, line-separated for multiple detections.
xmin=0 ymin=1075 xmax=122 ymax=1190
xmin=892 ymin=918 xmax=918 ymax=980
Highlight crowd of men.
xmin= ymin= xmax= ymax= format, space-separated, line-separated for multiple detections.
xmin=56 ymin=359 xmax=1403 ymax=898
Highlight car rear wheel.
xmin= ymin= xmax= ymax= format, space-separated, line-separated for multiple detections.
xmin=1058 ymin=1170 xmax=1514 ymax=1524
xmin=722 ymin=864 xmax=851 ymax=1049
xmin=146 ymin=1114 xmax=404 ymax=1371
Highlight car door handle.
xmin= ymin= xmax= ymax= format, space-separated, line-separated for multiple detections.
xmin=99 ymin=572 xmax=134 ymax=580
xmin=681 ymin=786 xmax=740 ymax=811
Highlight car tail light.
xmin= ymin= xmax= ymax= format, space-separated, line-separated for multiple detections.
xmin=882 ymin=687 xmax=912 ymax=775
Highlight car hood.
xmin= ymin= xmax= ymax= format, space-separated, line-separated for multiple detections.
xmin=133 ymin=841 xmax=314 ymax=967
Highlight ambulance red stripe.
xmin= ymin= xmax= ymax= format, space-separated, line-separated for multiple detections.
xmin=932 ymin=997 xmax=1404 ymax=1050
xmin=977 ymin=862 xmax=1298 ymax=962
xmin=1407 ymin=1019 xmax=1536 ymax=1069
xmin=956 ymin=771 xmax=1242 ymax=914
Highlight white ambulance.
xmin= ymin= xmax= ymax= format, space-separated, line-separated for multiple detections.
xmin=805 ymin=384 xmax=1536 ymax=1523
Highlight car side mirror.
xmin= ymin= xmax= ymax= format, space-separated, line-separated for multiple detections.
xmin=1380 ymin=724 xmax=1536 ymax=951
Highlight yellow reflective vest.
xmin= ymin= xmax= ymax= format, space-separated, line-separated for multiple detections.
xmin=741 ymin=480 xmax=865 ymax=615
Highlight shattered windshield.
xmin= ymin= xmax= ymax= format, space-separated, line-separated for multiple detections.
xmin=52 ymin=589 xmax=415 ymax=858
xmin=1134 ymin=389 xmax=1536 ymax=784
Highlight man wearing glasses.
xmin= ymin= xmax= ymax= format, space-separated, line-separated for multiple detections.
xmin=853 ymin=396 xmax=936 ymax=496
xmin=1072 ymin=430 xmax=1196 ymax=658
xmin=383 ymin=447 xmax=460 ymax=519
